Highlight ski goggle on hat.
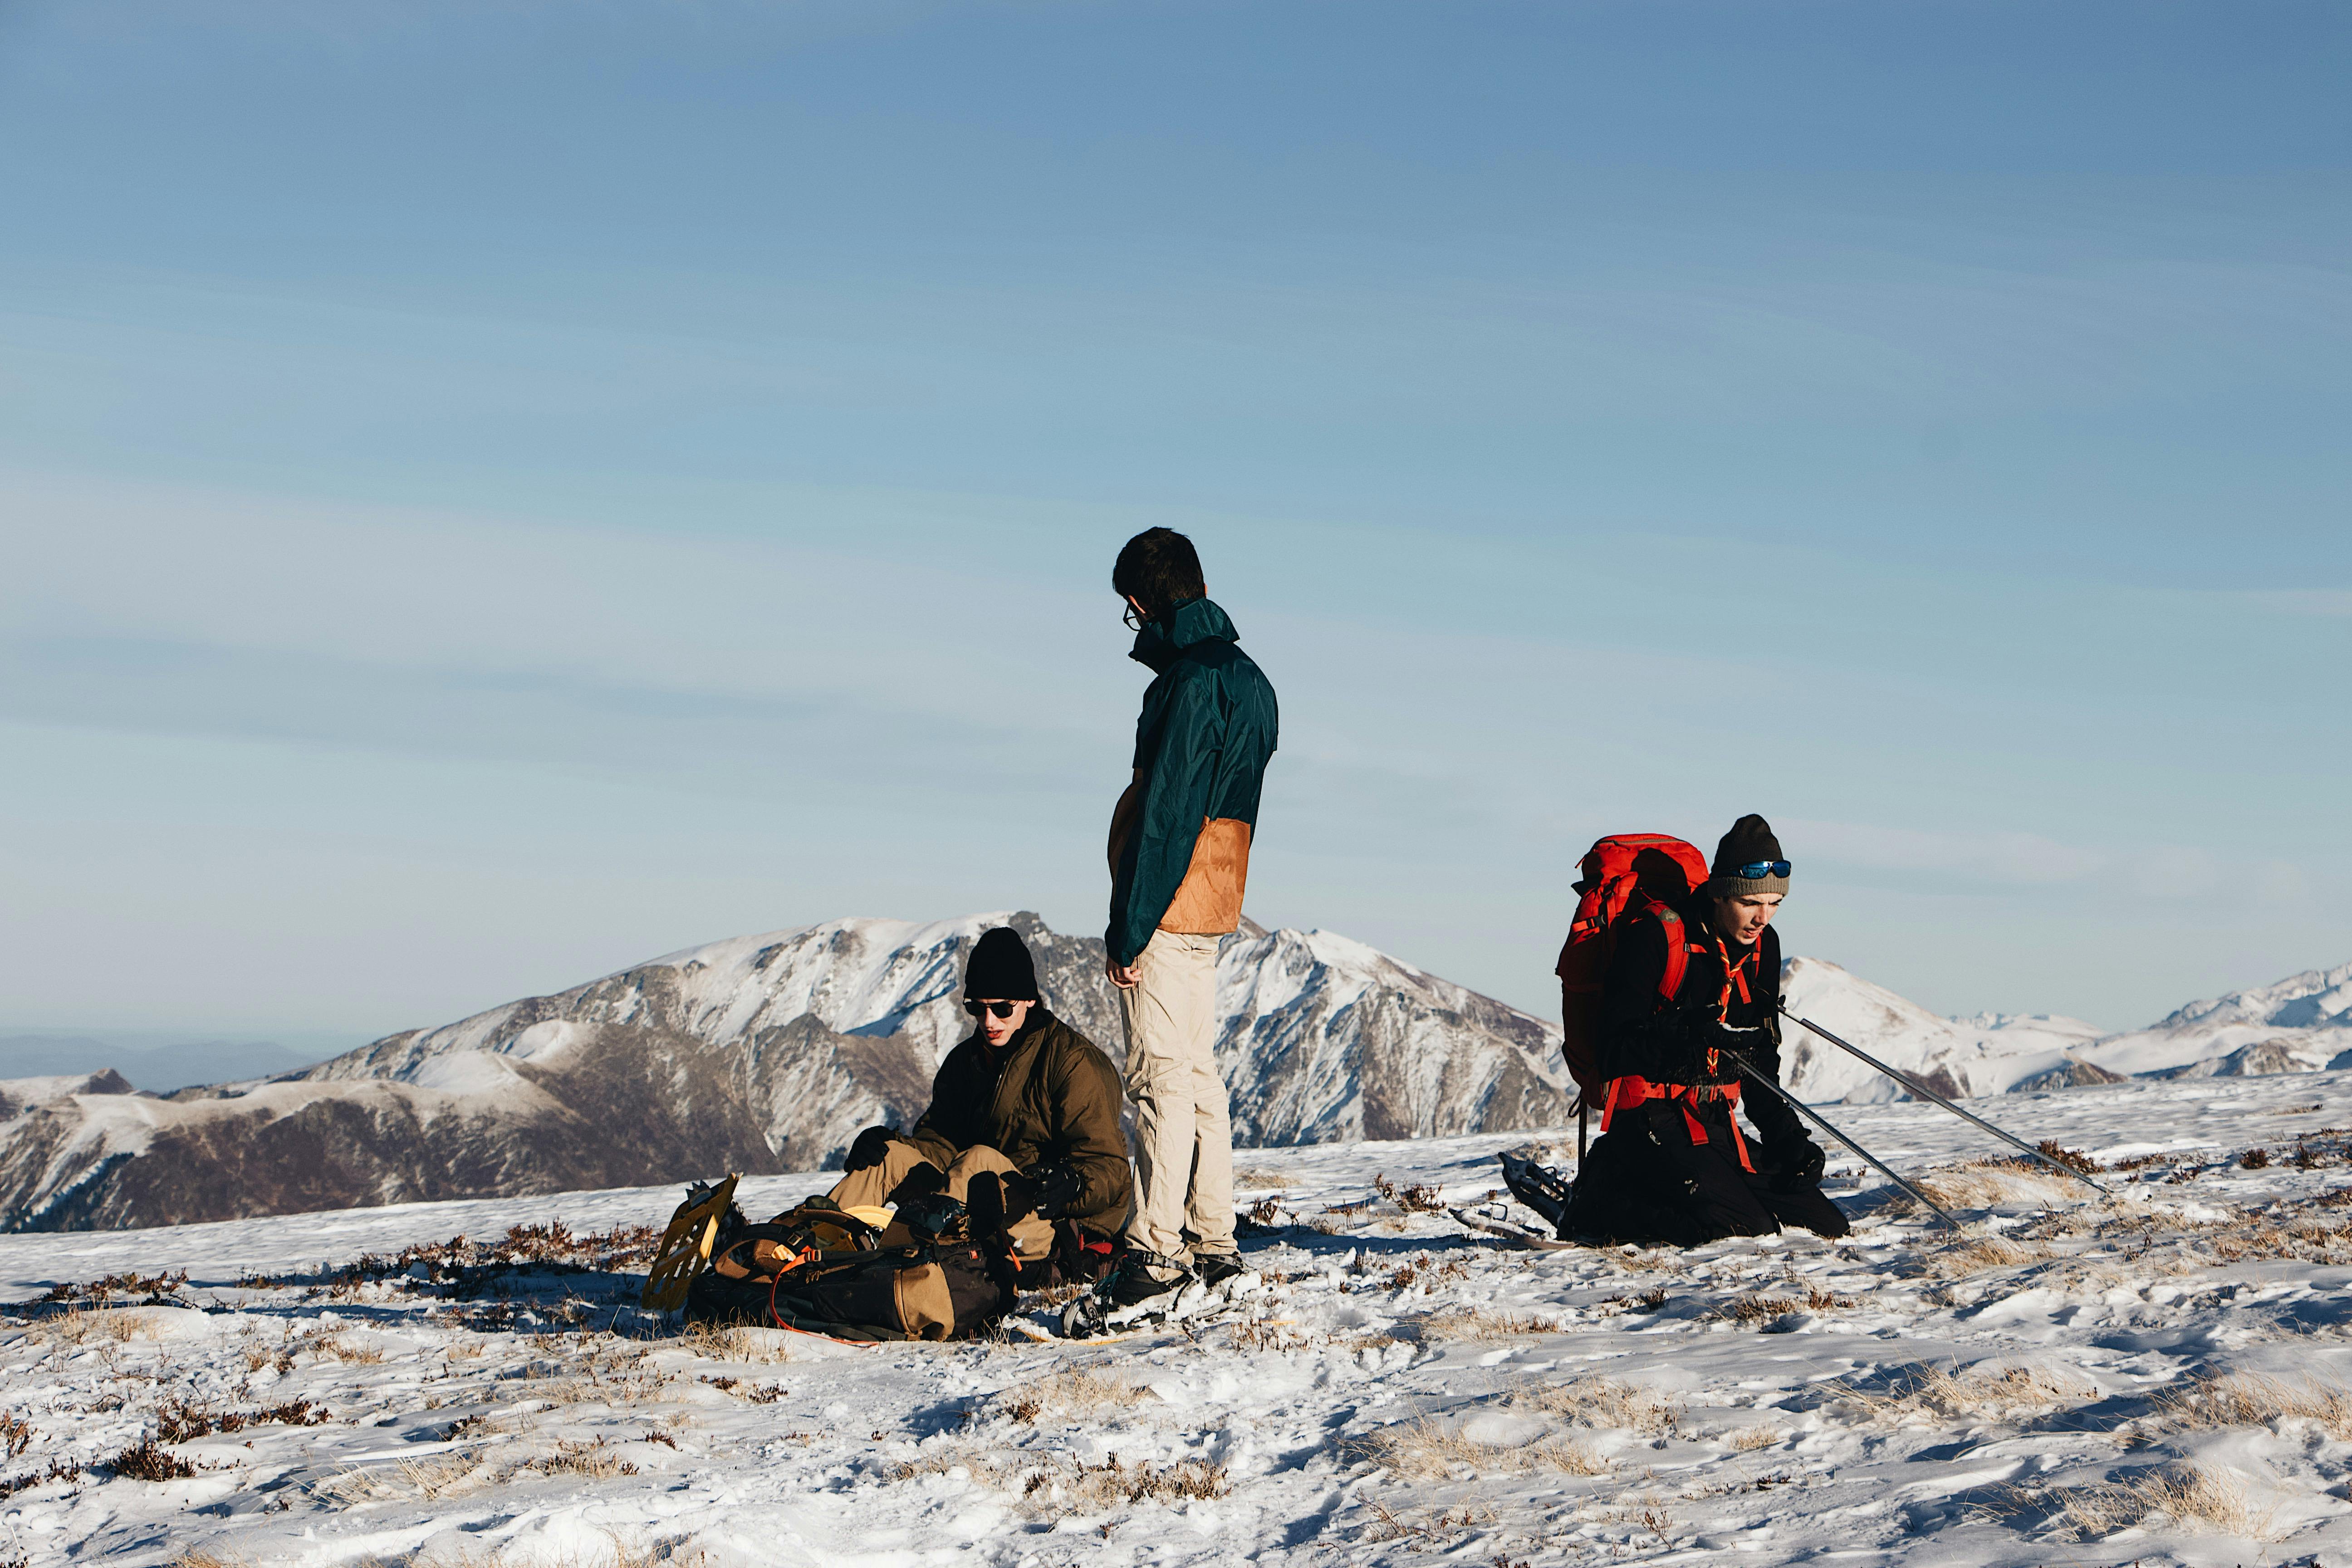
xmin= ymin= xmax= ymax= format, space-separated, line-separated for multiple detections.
xmin=1727 ymin=860 xmax=1792 ymax=880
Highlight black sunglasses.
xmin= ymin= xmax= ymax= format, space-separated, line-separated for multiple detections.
xmin=1122 ymin=603 xmax=1146 ymax=631
xmin=1729 ymin=860 xmax=1792 ymax=880
xmin=964 ymin=1000 xmax=1022 ymax=1019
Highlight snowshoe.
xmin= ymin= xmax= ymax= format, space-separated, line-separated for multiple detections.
xmin=1452 ymin=1204 xmax=1580 ymax=1251
xmin=1500 ymin=1152 xmax=1576 ymax=1237
xmin=640 ymin=1174 xmax=742 ymax=1312
xmin=1060 ymin=1250 xmax=1244 ymax=1339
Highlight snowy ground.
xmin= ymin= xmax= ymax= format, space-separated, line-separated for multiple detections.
xmin=8 ymin=1071 xmax=2352 ymax=1568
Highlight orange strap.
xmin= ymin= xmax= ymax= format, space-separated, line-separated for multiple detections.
xmin=1681 ymin=936 xmax=1758 ymax=1011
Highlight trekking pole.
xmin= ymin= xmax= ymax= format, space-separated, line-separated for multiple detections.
xmin=1779 ymin=1005 xmax=2109 ymax=1196
xmin=1714 ymin=1045 xmax=1963 ymax=1233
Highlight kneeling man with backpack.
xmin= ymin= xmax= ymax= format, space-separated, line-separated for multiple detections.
xmin=829 ymin=926 xmax=1132 ymax=1272
xmin=1563 ymin=815 xmax=1850 ymax=1246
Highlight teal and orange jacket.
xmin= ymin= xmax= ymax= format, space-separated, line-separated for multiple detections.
xmin=1105 ymin=598 xmax=1279 ymax=965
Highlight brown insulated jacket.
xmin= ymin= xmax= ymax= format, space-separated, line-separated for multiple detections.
xmin=902 ymin=1009 xmax=1132 ymax=1232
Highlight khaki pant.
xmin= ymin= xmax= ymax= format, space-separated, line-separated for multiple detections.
xmin=1120 ymin=929 xmax=1233 ymax=1259
xmin=826 ymin=1140 xmax=1057 ymax=1261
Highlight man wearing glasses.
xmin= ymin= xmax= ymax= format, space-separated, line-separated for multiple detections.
xmin=1095 ymin=527 xmax=1279 ymax=1315
xmin=827 ymin=927 xmax=1132 ymax=1269
xmin=1567 ymin=814 xmax=1851 ymax=1245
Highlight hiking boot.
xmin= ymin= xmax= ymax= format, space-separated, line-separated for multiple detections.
xmin=1191 ymin=1250 xmax=1249 ymax=1288
xmin=1060 ymin=1249 xmax=1206 ymax=1338
xmin=1097 ymin=1249 xmax=1194 ymax=1310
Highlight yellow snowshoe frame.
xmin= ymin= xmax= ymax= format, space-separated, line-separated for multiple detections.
xmin=640 ymin=1174 xmax=740 ymax=1312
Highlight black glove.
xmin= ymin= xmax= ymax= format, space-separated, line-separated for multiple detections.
xmin=1770 ymin=1136 xmax=1827 ymax=1192
xmin=1640 ymin=1000 xmax=1740 ymax=1086
xmin=897 ymin=1189 xmax=966 ymax=1241
xmin=843 ymin=1125 xmax=900 ymax=1173
xmin=1002 ymin=1163 xmax=1083 ymax=1221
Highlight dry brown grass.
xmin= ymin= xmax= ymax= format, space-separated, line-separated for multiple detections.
xmin=1361 ymin=1498 xmax=1498 ymax=1546
xmin=241 ymin=1341 xmax=294 ymax=1375
xmin=1351 ymin=1418 xmax=1606 ymax=1480
xmin=314 ymin=1454 xmax=503 ymax=1503
xmin=1232 ymin=1169 xmax=1293 ymax=1190
xmin=1023 ymin=1453 xmax=1230 ymax=1507
xmin=397 ymin=1456 xmax=494 ymax=1499
xmin=1510 ymin=1377 xmax=1682 ymax=1436
xmin=677 ymin=1323 xmax=796 ymax=1364
xmin=1728 ymin=1426 xmax=1785 ymax=1452
xmin=1931 ymin=1235 xmax=2047 ymax=1275
xmin=886 ymin=1446 xmax=1228 ymax=1513
xmin=302 ymin=1332 xmax=385 ymax=1365
xmin=1599 ymin=1286 xmax=1671 ymax=1316
xmin=1577 ymin=1496 xmax=1678 ymax=1541
xmin=1224 ymin=1317 xmax=1323 ymax=1353
xmin=985 ymin=1369 xmax=1149 ymax=1424
xmin=1713 ymin=1294 xmax=1802 ymax=1323
xmin=45 ymin=1306 xmax=142 ymax=1348
xmin=1918 ymin=1162 xmax=2089 ymax=1210
xmin=311 ymin=1467 xmax=405 ymax=1504
xmin=1421 ymin=1307 xmax=1561 ymax=1341
xmin=1385 ymin=1254 xmax=1469 ymax=1292
xmin=2154 ymin=1372 xmax=2352 ymax=1438
xmin=532 ymin=1438 xmax=640 ymax=1480
xmin=2197 ymin=1218 xmax=2352 ymax=1265
xmin=2010 ymin=1465 xmax=2274 ymax=1541
xmin=1842 ymin=1362 xmax=2092 ymax=1422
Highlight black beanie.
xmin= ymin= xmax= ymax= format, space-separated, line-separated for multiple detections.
xmin=1707 ymin=813 xmax=1789 ymax=899
xmin=964 ymin=927 xmax=1041 ymax=1001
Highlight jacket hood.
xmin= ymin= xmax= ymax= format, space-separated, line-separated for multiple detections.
xmin=1128 ymin=597 xmax=1237 ymax=673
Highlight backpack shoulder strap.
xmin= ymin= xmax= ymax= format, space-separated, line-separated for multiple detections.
xmin=1642 ymin=898 xmax=1690 ymax=1004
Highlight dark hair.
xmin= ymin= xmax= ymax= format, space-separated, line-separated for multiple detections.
xmin=1112 ymin=528 xmax=1205 ymax=623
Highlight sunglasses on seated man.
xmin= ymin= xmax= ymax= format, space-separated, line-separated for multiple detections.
xmin=963 ymin=999 xmax=1023 ymax=1019
xmin=1729 ymin=860 xmax=1792 ymax=880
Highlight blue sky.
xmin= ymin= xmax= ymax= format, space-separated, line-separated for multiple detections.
xmin=3 ymin=0 xmax=2347 ymax=1044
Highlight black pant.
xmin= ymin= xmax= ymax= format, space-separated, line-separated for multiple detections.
xmin=1570 ymin=1097 xmax=1849 ymax=1247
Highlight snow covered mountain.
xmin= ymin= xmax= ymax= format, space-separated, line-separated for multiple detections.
xmin=0 ymin=913 xmax=1570 ymax=1231
xmin=8 ymin=912 xmax=2347 ymax=1234
xmin=1779 ymin=956 xmax=2352 ymax=1098
xmin=2078 ymin=959 xmax=2352 ymax=1079
xmin=1779 ymin=958 xmax=2107 ymax=1101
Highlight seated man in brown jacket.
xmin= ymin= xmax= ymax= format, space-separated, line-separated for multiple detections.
xmin=827 ymin=927 xmax=1132 ymax=1266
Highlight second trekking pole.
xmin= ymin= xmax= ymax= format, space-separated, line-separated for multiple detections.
xmin=1779 ymin=1004 xmax=2109 ymax=1196
xmin=1714 ymin=1045 xmax=1963 ymax=1233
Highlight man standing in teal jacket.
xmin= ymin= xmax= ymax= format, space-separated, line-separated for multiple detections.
xmin=1100 ymin=528 xmax=1279 ymax=1311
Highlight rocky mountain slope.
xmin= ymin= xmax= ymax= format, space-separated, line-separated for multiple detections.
xmin=7 ymin=914 xmax=2347 ymax=1233
xmin=0 ymin=913 xmax=1570 ymax=1231
xmin=1777 ymin=956 xmax=2352 ymax=1098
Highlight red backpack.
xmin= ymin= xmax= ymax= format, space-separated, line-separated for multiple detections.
xmin=1553 ymin=833 xmax=1710 ymax=1099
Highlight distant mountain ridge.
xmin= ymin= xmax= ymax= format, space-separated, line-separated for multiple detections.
xmin=5 ymin=916 xmax=2347 ymax=1233
xmin=0 ymin=913 xmax=1571 ymax=1231
xmin=0 ymin=1035 xmax=330 ymax=1093
xmin=1781 ymin=956 xmax=2352 ymax=1096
